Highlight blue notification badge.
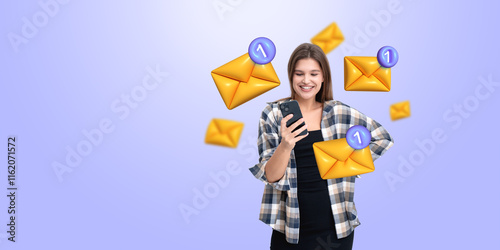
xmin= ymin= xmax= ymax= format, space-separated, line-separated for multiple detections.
xmin=346 ymin=125 xmax=371 ymax=150
xmin=248 ymin=37 xmax=276 ymax=65
xmin=377 ymin=46 xmax=399 ymax=68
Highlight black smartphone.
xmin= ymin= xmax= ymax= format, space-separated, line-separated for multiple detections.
xmin=279 ymin=100 xmax=308 ymax=137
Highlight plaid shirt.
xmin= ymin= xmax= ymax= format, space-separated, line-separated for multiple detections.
xmin=249 ymin=99 xmax=394 ymax=244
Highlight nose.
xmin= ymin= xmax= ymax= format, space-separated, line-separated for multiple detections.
xmin=302 ymin=75 xmax=311 ymax=84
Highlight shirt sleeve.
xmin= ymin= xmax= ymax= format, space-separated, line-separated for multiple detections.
xmin=365 ymin=113 xmax=394 ymax=161
xmin=249 ymin=104 xmax=290 ymax=191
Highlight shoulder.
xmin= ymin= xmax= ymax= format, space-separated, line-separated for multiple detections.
xmin=323 ymin=99 xmax=353 ymax=114
xmin=326 ymin=99 xmax=351 ymax=109
xmin=324 ymin=100 xmax=369 ymax=123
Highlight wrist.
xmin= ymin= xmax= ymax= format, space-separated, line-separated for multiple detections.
xmin=278 ymin=141 xmax=293 ymax=153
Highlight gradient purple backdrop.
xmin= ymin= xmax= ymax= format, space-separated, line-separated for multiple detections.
xmin=1 ymin=0 xmax=499 ymax=249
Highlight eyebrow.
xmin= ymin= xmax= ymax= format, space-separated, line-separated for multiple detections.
xmin=294 ymin=69 xmax=321 ymax=72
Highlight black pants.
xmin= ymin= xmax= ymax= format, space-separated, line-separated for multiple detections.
xmin=270 ymin=229 xmax=354 ymax=250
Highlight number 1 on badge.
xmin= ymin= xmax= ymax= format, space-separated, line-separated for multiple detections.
xmin=346 ymin=125 xmax=371 ymax=150
xmin=257 ymin=44 xmax=267 ymax=58
xmin=248 ymin=37 xmax=276 ymax=65
xmin=354 ymin=131 xmax=362 ymax=144
xmin=377 ymin=46 xmax=399 ymax=68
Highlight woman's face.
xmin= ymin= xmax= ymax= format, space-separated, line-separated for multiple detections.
xmin=292 ymin=58 xmax=324 ymax=101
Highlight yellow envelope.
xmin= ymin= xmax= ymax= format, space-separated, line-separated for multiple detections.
xmin=311 ymin=22 xmax=344 ymax=54
xmin=313 ymin=138 xmax=374 ymax=179
xmin=211 ymin=53 xmax=280 ymax=110
xmin=205 ymin=118 xmax=244 ymax=148
xmin=390 ymin=100 xmax=410 ymax=121
xmin=344 ymin=56 xmax=391 ymax=91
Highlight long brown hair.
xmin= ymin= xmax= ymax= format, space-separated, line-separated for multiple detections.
xmin=277 ymin=43 xmax=333 ymax=103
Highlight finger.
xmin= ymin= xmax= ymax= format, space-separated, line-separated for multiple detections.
xmin=292 ymin=131 xmax=309 ymax=143
xmin=292 ymin=123 xmax=308 ymax=137
xmin=281 ymin=114 xmax=294 ymax=127
xmin=288 ymin=118 xmax=305 ymax=132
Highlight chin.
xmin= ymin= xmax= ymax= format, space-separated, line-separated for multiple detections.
xmin=295 ymin=93 xmax=318 ymax=101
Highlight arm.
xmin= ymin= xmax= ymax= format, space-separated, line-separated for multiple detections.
xmin=344 ymin=105 xmax=393 ymax=178
xmin=265 ymin=114 xmax=307 ymax=182
xmin=263 ymin=143 xmax=292 ymax=183
xmin=334 ymin=101 xmax=394 ymax=161
xmin=366 ymin=116 xmax=394 ymax=161
xmin=249 ymin=104 xmax=308 ymax=189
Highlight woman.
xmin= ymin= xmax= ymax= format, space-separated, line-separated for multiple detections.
xmin=249 ymin=43 xmax=394 ymax=249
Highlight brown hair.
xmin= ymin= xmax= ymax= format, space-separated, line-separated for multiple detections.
xmin=277 ymin=43 xmax=333 ymax=103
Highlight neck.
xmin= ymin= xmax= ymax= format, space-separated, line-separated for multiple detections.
xmin=295 ymin=97 xmax=320 ymax=112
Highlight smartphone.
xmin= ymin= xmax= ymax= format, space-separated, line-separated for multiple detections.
xmin=279 ymin=100 xmax=308 ymax=137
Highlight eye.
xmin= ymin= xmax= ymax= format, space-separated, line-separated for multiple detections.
xmin=295 ymin=73 xmax=303 ymax=76
xmin=311 ymin=74 xmax=318 ymax=76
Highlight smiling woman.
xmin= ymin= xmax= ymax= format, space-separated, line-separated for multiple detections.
xmin=249 ymin=43 xmax=394 ymax=249
xmin=287 ymin=44 xmax=333 ymax=104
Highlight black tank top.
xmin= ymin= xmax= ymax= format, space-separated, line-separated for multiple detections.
xmin=294 ymin=130 xmax=336 ymax=235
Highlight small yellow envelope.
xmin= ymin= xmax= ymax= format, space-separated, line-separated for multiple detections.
xmin=311 ymin=22 xmax=344 ymax=54
xmin=205 ymin=118 xmax=244 ymax=148
xmin=211 ymin=53 xmax=280 ymax=110
xmin=313 ymin=138 xmax=374 ymax=179
xmin=390 ymin=100 xmax=410 ymax=121
xmin=344 ymin=56 xmax=391 ymax=92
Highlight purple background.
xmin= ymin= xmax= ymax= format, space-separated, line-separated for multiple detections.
xmin=1 ymin=0 xmax=499 ymax=249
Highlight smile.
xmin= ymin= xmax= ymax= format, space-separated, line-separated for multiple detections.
xmin=300 ymin=86 xmax=314 ymax=92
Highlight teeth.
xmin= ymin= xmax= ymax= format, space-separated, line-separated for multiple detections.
xmin=301 ymin=86 xmax=313 ymax=89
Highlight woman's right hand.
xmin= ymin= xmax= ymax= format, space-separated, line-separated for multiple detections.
xmin=280 ymin=114 xmax=309 ymax=151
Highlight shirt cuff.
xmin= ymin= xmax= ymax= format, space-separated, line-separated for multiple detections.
xmin=249 ymin=161 xmax=290 ymax=191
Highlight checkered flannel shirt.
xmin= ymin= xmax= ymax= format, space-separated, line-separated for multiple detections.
xmin=249 ymin=99 xmax=394 ymax=244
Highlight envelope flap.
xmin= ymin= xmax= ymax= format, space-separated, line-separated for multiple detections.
xmin=211 ymin=53 xmax=254 ymax=82
xmin=211 ymin=73 xmax=240 ymax=109
xmin=344 ymin=58 xmax=364 ymax=86
xmin=205 ymin=119 xmax=243 ymax=148
xmin=349 ymin=147 xmax=374 ymax=170
xmin=312 ymin=142 xmax=339 ymax=178
xmin=314 ymin=138 xmax=355 ymax=162
xmin=213 ymin=119 xmax=243 ymax=134
xmin=312 ymin=23 xmax=344 ymax=42
xmin=205 ymin=119 xmax=220 ymax=138
xmin=251 ymin=63 xmax=280 ymax=83
xmin=372 ymin=67 xmax=391 ymax=89
xmin=345 ymin=57 xmax=380 ymax=76
xmin=391 ymin=101 xmax=410 ymax=113
xmin=402 ymin=103 xmax=410 ymax=113
xmin=230 ymin=76 xmax=280 ymax=109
